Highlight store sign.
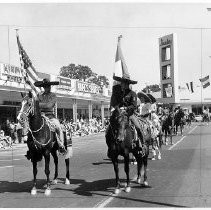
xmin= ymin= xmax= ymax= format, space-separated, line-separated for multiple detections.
xmin=57 ymin=76 xmax=72 ymax=91
xmin=0 ymin=63 xmax=25 ymax=83
xmin=160 ymin=38 xmax=172 ymax=46
xmin=77 ymin=81 xmax=100 ymax=94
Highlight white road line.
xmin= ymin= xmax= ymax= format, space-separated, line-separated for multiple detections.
xmin=0 ymin=153 xmax=26 ymax=156
xmin=168 ymin=125 xmax=197 ymax=151
xmin=95 ymin=192 xmax=119 ymax=208
xmin=187 ymin=125 xmax=198 ymax=134
xmin=95 ymin=173 xmax=140 ymax=208
xmin=0 ymin=165 xmax=14 ymax=169
xmin=0 ymin=159 xmax=21 ymax=161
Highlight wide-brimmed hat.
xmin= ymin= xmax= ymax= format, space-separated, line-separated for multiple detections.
xmin=113 ymin=75 xmax=137 ymax=84
xmin=34 ymin=78 xmax=59 ymax=87
xmin=137 ymin=91 xmax=152 ymax=103
xmin=147 ymin=93 xmax=156 ymax=103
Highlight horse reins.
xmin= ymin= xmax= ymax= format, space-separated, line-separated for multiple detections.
xmin=19 ymin=99 xmax=52 ymax=147
xmin=28 ymin=118 xmax=52 ymax=147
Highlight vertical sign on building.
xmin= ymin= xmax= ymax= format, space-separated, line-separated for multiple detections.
xmin=159 ymin=33 xmax=179 ymax=104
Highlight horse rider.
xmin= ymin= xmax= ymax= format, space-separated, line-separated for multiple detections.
xmin=25 ymin=78 xmax=66 ymax=159
xmin=108 ymin=72 xmax=149 ymax=158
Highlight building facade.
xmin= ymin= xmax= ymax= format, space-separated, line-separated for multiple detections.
xmin=155 ymin=33 xmax=211 ymax=113
xmin=0 ymin=62 xmax=111 ymax=126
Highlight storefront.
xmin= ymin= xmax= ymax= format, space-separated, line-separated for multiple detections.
xmin=0 ymin=62 xmax=111 ymax=126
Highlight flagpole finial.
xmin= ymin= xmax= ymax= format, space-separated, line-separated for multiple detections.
xmin=118 ymin=35 xmax=123 ymax=42
xmin=15 ymin=28 xmax=19 ymax=37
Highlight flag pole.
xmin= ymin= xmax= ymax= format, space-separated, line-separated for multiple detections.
xmin=200 ymin=28 xmax=203 ymax=115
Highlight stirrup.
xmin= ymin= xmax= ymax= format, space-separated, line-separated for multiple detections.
xmin=59 ymin=146 xmax=67 ymax=155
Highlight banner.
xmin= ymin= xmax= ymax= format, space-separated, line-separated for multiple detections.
xmin=0 ymin=63 xmax=25 ymax=83
xmin=77 ymin=81 xmax=100 ymax=94
xmin=57 ymin=76 xmax=72 ymax=91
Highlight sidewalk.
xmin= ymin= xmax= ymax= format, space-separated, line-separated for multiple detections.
xmin=0 ymin=132 xmax=105 ymax=151
xmin=0 ymin=142 xmax=27 ymax=151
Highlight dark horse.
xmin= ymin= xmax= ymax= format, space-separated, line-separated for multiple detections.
xmin=174 ymin=110 xmax=185 ymax=136
xmin=17 ymin=91 xmax=72 ymax=196
xmin=161 ymin=112 xmax=174 ymax=145
xmin=106 ymin=107 xmax=149 ymax=194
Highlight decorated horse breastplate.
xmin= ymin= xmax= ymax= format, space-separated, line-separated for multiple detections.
xmin=42 ymin=115 xmax=56 ymax=132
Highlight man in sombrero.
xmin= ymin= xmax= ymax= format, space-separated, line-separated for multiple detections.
xmin=25 ymin=78 xmax=66 ymax=159
xmin=107 ymin=36 xmax=146 ymax=158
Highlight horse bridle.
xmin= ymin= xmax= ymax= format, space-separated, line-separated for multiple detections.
xmin=19 ymin=97 xmax=52 ymax=147
xmin=19 ymin=98 xmax=35 ymax=121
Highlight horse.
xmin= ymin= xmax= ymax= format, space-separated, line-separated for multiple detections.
xmin=174 ymin=110 xmax=185 ymax=136
xmin=161 ymin=113 xmax=174 ymax=145
xmin=106 ymin=107 xmax=149 ymax=194
xmin=17 ymin=91 xmax=72 ymax=196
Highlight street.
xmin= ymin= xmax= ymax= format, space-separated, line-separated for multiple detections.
xmin=0 ymin=122 xmax=210 ymax=207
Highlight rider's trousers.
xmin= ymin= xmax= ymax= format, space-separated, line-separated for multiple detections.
xmin=129 ymin=114 xmax=144 ymax=144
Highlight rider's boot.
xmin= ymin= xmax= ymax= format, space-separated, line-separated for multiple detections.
xmin=59 ymin=146 xmax=67 ymax=155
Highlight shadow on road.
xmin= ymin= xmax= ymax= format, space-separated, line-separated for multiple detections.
xmin=110 ymin=193 xmax=187 ymax=208
xmin=92 ymin=158 xmax=128 ymax=165
xmin=54 ymin=178 xmax=186 ymax=207
xmin=53 ymin=178 xmax=116 ymax=196
xmin=0 ymin=179 xmax=46 ymax=193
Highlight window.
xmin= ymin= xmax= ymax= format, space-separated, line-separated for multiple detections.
xmin=163 ymin=83 xmax=173 ymax=98
xmin=162 ymin=65 xmax=171 ymax=80
xmin=161 ymin=46 xmax=171 ymax=62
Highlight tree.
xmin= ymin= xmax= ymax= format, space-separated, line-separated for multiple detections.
xmin=142 ymin=84 xmax=161 ymax=93
xmin=88 ymin=75 xmax=109 ymax=87
xmin=59 ymin=63 xmax=110 ymax=87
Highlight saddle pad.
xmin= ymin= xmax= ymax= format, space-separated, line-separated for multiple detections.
xmin=137 ymin=117 xmax=159 ymax=139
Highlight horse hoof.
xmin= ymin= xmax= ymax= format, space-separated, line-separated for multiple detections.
xmin=114 ymin=188 xmax=120 ymax=194
xmin=125 ymin=186 xmax=131 ymax=193
xmin=137 ymin=178 xmax=141 ymax=184
xmin=45 ymin=188 xmax=51 ymax=196
xmin=65 ymin=178 xmax=70 ymax=185
xmin=151 ymin=157 xmax=155 ymax=160
xmin=143 ymin=181 xmax=148 ymax=186
xmin=31 ymin=188 xmax=37 ymax=195
xmin=52 ymin=179 xmax=58 ymax=185
xmin=158 ymin=155 xmax=161 ymax=160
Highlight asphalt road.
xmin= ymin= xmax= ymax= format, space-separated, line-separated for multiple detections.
xmin=0 ymin=122 xmax=210 ymax=208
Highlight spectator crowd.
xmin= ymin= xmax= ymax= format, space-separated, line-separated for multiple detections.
xmin=0 ymin=116 xmax=109 ymax=149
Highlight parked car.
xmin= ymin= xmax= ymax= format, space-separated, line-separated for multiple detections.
xmin=195 ymin=115 xmax=203 ymax=122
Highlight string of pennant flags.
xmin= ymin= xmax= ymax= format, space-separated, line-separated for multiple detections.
xmin=184 ymin=75 xmax=210 ymax=93
xmin=163 ymin=75 xmax=210 ymax=97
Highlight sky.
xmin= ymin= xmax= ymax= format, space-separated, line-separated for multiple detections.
xmin=0 ymin=1 xmax=211 ymax=92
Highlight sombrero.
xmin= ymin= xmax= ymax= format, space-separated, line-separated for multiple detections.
xmin=34 ymin=78 xmax=59 ymax=87
xmin=147 ymin=93 xmax=156 ymax=103
xmin=137 ymin=91 xmax=152 ymax=103
xmin=113 ymin=75 xmax=137 ymax=84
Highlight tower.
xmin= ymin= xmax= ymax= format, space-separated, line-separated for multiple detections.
xmin=159 ymin=33 xmax=179 ymax=104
